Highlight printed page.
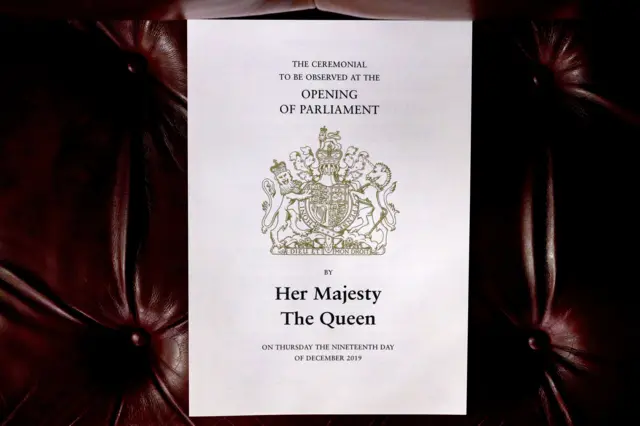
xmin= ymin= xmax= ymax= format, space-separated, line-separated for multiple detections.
xmin=188 ymin=20 xmax=472 ymax=416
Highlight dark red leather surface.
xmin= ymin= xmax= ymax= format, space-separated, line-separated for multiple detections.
xmin=0 ymin=1 xmax=182 ymax=18
xmin=1 ymin=1 xmax=638 ymax=20
xmin=0 ymin=19 xmax=188 ymax=425
xmin=1 ymin=18 xmax=638 ymax=426
xmin=0 ymin=0 xmax=587 ymax=19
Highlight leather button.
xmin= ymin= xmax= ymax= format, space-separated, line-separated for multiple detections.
xmin=126 ymin=53 xmax=148 ymax=74
xmin=527 ymin=329 xmax=551 ymax=351
xmin=130 ymin=330 xmax=148 ymax=347
xmin=532 ymin=64 xmax=555 ymax=89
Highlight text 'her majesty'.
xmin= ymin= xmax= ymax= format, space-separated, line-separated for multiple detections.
xmin=276 ymin=285 xmax=381 ymax=305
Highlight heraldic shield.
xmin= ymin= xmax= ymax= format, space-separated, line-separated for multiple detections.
xmin=260 ymin=126 xmax=399 ymax=255
xmin=299 ymin=182 xmax=359 ymax=233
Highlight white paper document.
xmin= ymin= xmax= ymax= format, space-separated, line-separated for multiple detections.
xmin=188 ymin=20 xmax=472 ymax=417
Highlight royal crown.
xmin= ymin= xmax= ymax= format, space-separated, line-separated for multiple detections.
xmin=316 ymin=126 xmax=343 ymax=167
xmin=270 ymin=159 xmax=288 ymax=176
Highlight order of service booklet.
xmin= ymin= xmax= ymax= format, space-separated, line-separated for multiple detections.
xmin=188 ymin=20 xmax=472 ymax=417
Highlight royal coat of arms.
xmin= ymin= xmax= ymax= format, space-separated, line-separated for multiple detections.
xmin=261 ymin=127 xmax=399 ymax=255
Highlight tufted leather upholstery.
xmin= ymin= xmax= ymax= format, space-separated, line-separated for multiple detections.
xmin=181 ymin=0 xmax=581 ymax=19
xmin=1 ymin=15 xmax=639 ymax=426
xmin=2 ymin=1 xmax=637 ymax=19
xmin=0 ymin=1 xmax=184 ymax=19
xmin=0 ymin=19 xmax=188 ymax=425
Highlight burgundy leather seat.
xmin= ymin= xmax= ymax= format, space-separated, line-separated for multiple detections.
xmin=0 ymin=0 xmax=585 ymax=19
xmin=1 ymin=15 xmax=638 ymax=426
xmin=180 ymin=0 xmax=580 ymax=19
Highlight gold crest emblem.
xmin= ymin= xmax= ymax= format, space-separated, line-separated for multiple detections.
xmin=261 ymin=127 xmax=399 ymax=255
